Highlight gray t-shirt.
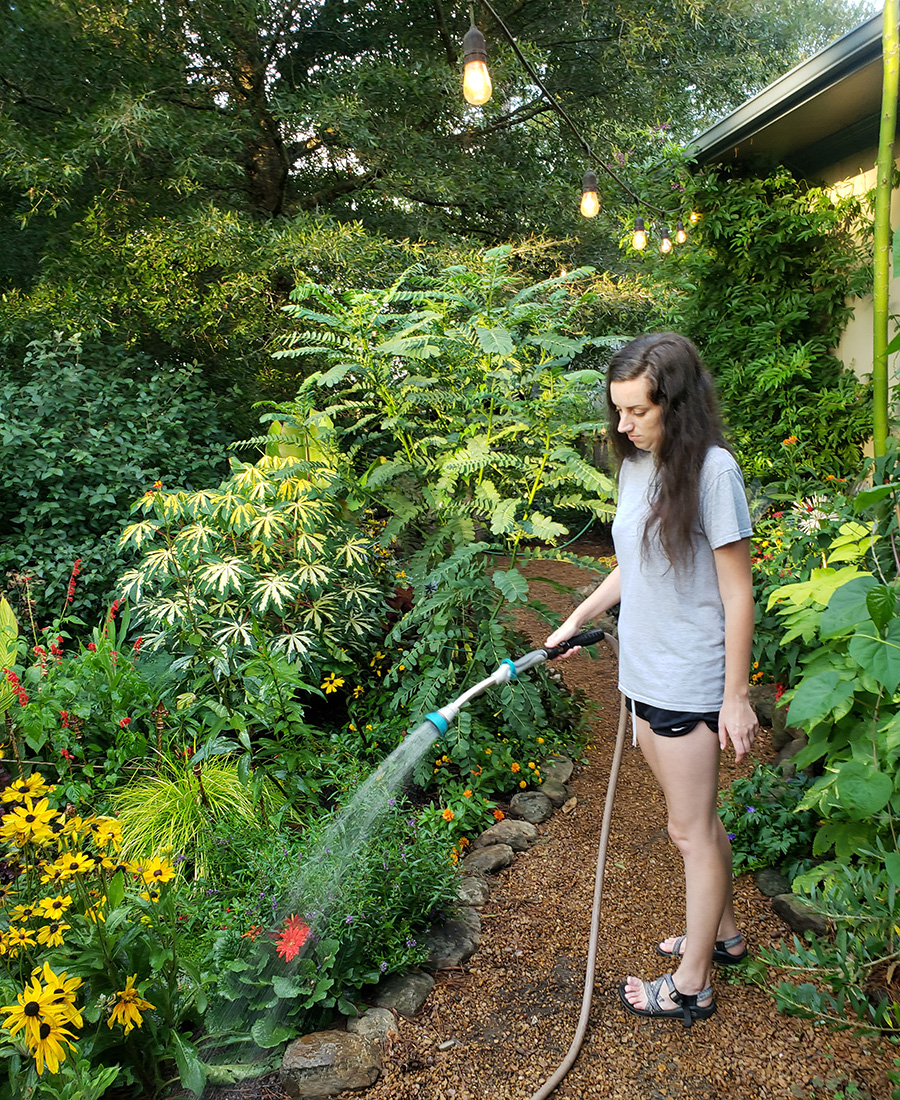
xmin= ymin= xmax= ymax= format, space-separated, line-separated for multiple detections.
xmin=611 ymin=446 xmax=752 ymax=711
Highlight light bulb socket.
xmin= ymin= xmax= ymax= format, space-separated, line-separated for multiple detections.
xmin=463 ymin=25 xmax=488 ymax=65
xmin=581 ymin=170 xmax=598 ymax=194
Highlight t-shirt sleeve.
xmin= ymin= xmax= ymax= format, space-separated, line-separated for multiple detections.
xmin=699 ymin=455 xmax=752 ymax=549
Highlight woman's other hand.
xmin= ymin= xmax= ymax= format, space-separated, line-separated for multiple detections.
xmin=718 ymin=696 xmax=758 ymax=764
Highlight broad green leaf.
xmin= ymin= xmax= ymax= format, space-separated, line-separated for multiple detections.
xmin=832 ymin=760 xmax=893 ymax=820
xmin=866 ymin=584 xmax=897 ymax=632
xmin=492 ymin=568 xmax=529 ymax=603
xmin=813 ymin=820 xmax=875 ymax=860
xmin=819 ymin=574 xmax=877 ymax=637
xmin=825 ymin=521 xmax=874 ymax=564
xmin=172 ymin=1033 xmax=207 ymax=1097
xmin=0 ymin=597 xmax=17 ymax=668
xmin=786 ymin=670 xmax=857 ymax=728
xmin=250 ymin=1017 xmax=295 ymax=1049
xmin=853 ymin=482 xmax=900 ymax=512
xmin=272 ymin=974 xmax=304 ymax=998
xmin=767 ymin=566 xmax=865 ymax=612
xmin=848 ymin=618 xmax=900 ymax=692
xmin=475 ymin=325 xmax=514 ymax=358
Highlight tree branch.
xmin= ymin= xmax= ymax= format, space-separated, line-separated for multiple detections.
xmin=294 ymin=169 xmax=384 ymax=210
xmin=0 ymin=76 xmax=66 ymax=115
xmin=432 ymin=0 xmax=457 ymax=68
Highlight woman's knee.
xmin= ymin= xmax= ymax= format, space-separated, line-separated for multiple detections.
xmin=666 ymin=814 xmax=720 ymax=855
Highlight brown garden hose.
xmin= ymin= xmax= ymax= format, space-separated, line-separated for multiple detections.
xmin=528 ymin=633 xmax=627 ymax=1100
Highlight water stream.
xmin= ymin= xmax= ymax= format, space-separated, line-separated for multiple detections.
xmin=200 ymin=717 xmax=443 ymax=1090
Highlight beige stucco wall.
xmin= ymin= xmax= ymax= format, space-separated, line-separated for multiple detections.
xmin=822 ymin=143 xmax=900 ymax=391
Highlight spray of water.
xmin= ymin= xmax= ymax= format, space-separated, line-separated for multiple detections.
xmin=198 ymin=718 xmax=442 ymax=1091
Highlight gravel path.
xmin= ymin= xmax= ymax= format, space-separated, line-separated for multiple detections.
xmin=359 ymin=544 xmax=897 ymax=1100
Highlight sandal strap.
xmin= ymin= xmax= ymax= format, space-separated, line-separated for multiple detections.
xmin=716 ymin=934 xmax=743 ymax=951
xmin=643 ymin=973 xmax=677 ymax=1013
xmin=670 ymin=935 xmax=687 ymax=957
xmin=669 ymin=982 xmax=714 ymax=1027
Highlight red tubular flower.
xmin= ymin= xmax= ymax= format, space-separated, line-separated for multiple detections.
xmin=3 ymin=668 xmax=28 ymax=706
xmin=119 ymin=717 xmax=132 ymax=728
xmin=87 ymin=642 xmax=97 ymax=652
xmin=60 ymin=711 xmax=70 ymax=729
xmin=132 ymin=637 xmax=143 ymax=657
xmin=66 ymin=559 xmax=82 ymax=603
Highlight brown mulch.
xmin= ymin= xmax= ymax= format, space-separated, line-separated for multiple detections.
xmin=229 ymin=538 xmax=898 ymax=1100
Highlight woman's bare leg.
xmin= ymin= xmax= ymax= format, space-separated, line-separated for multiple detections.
xmin=622 ymin=717 xmax=734 ymax=1010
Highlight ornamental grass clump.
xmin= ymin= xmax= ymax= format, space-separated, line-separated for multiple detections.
xmin=0 ymin=772 xmax=208 ymax=1096
xmin=111 ymin=752 xmax=285 ymax=880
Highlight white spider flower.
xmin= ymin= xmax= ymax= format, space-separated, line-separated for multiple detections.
xmin=791 ymin=494 xmax=839 ymax=534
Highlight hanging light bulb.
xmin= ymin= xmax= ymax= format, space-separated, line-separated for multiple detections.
xmin=675 ymin=219 xmax=687 ymax=245
xmin=462 ymin=23 xmax=492 ymax=105
xmin=689 ymin=210 xmax=701 ymax=224
xmin=580 ymin=171 xmax=600 ymax=218
xmin=659 ymin=226 xmax=673 ymax=254
xmin=632 ymin=215 xmax=647 ymax=250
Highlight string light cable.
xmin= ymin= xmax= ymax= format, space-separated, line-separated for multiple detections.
xmin=461 ymin=0 xmax=693 ymax=242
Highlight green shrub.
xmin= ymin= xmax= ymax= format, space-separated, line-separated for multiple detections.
xmin=199 ymin=799 xmax=459 ymax=1051
xmin=718 ymin=765 xmax=818 ymax=876
xmin=759 ymin=853 xmax=900 ymax=1035
xmin=0 ymin=334 xmax=230 ymax=625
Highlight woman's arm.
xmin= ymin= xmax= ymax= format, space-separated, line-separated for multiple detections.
xmin=713 ymin=539 xmax=758 ymax=763
xmin=544 ymin=566 xmax=621 ymax=655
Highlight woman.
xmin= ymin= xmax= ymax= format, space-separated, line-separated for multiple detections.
xmin=545 ymin=333 xmax=757 ymax=1027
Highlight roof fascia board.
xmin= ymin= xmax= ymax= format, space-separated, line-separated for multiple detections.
xmin=690 ymin=13 xmax=883 ymax=164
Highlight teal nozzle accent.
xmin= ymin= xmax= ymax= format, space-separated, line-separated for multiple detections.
xmin=501 ymin=658 xmax=517 ymax=679
xmin=425 ymin=712 xmax=449 ymax=736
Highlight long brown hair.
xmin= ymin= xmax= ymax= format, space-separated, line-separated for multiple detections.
xmin=606 ymin=333 xmax=728 ymax=569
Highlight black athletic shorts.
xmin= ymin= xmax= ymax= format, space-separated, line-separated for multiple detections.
xmin=625 ymin=697 xmax=720 ymax=739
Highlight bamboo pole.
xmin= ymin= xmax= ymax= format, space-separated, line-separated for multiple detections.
xmin=873 ymin=1 xmax=899 ymax=458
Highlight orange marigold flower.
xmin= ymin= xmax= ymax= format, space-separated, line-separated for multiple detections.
xmin=463 ymin=789 xmax=473 ymax=798
xmin=510 ymin=762 xmax=521 ymax=773
xmin=493 ymin=809 xmax=505 ymax=821
xmin=441 ymin=808 xmax=454 ymax=822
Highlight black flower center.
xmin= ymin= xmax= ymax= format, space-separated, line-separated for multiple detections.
xmin=39 ymin=1022 xmax=51 ymax=1039
xmin=24 ymin=1001 xmax=40 ymax=1017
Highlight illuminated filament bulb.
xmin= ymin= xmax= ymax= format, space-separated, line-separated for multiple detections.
xmin=675 ymin=219 xmax=687 ymax=244
xmin=462 ymin=25 xmax=492 ymax=106
xmin=632 ymin=215 xmax=647 ymax=250
xmin=689 ymin=210 xmax=701 ymax=224
xmin=580 ymin=171 xmax=600 ymax=218
xmin=659 ymin=226 xmax=673 ymax=254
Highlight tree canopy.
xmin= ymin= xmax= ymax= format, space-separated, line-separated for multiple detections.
xmin=0 ymin=0 xmax=878 ymax=401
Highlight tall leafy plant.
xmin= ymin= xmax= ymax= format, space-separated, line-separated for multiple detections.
xmin=271 ymin=249 xmax=618 ymax=730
